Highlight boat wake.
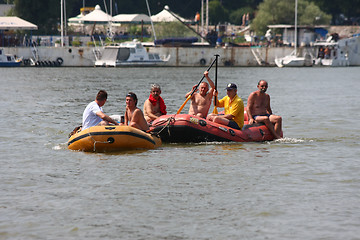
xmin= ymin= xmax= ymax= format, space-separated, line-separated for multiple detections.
xmin=52 ymin=142 xmax=68 ymax=150
xmin=270 ymin=137 xmax=312 ymax=144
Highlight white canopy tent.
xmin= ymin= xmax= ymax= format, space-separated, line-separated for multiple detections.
xmin=151 ymin=7 xmax=189 ymax=23
xmin=112 ymin=14 xmax=151 ymax=24
xmin=80 ymin=5 xmax=112 ymax=23
xmin=0 ymin=16 xmax=37 ymax=30
xmin=68 ymin=13 xmax=85 ymax=26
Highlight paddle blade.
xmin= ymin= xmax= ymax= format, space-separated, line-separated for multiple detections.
xmin=212 ymin=107 xmax=218 ymax=114
xmin=177 ymin=95 xmax=192 ymax=114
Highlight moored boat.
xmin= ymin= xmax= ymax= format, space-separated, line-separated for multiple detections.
xmin=313 ymin=40 xmax=349 ymax=67
xmin=0 ymin=48 xmax=22 ymax=67
xmin=94 ymin=40 xmax=170 ymax=67
xmin=274 ymin=0 xmax=313 ymax=68
xmin=68 ymin=125 xmax=161 ymax=152
xmin=150 ymin=113 xmax=278 ymax=143
xmin=275 ymin=50 xmax=313 ymax=67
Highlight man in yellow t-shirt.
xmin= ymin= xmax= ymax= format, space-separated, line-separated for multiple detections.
xmin=206 ymin=83 xmax=244 ymax=130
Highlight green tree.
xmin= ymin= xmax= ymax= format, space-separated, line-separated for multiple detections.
xmin=299 ymin=2 xmax=332 ymax=25
xmin=311 ymin=0 xmax=360 ymax=24
xmin=13 ymin=0 xmax=60 ymax=34
xmin=154 ymin=22 xmax=195 ymax=39
xmin=252 ymin=0 xmax=331 ymax=35
xmin=208 ymin=0 xmax=229 ymax=25
xmin=229 ymin=7 xmax=254 ymax=25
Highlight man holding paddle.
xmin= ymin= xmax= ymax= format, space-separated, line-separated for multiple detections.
xmin=206 ymin=83 xmax=244 ymax=130
xmin=185 ymin=71 xmax=215 ymax=118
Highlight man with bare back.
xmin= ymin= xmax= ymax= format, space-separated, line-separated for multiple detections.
xmin=125 ymin=92 xmax=149 ymax=131
xmin=185 ymin=71 xmax=215 ymax=118
xmin=247 ymin=80 xmax=282 ymax=139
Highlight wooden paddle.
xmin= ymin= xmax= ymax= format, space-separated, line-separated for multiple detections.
xmin=176 ymin=58 xmax=218 ymax=114
xmin=213 ymin=54 xmax=219 ymax=114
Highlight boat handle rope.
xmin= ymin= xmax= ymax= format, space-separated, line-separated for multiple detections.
xmin=87 ymin=129 xmax=112 ymax=152
xmin=151 ymin=116 xmax=248 ymax=141
xmin=179 ymin=118 xmax=248 ymax=141
xmin=151 ymin=117 xmax=174 ymax=136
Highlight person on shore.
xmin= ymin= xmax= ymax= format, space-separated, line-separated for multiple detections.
xmin=206 ymin=83 xmax=244 ymax=130
xmin=185 ymin=71 xmax=215 ymax=118
xmin=143 ymin=84 xmax=167 ymax=123
xmin=124 ymin=92 xmax=149 ymax=131
xmin=82 ymin=90 xmax=119 ymax=130
xmin=247 ymin=80 xmax=282 ymax=139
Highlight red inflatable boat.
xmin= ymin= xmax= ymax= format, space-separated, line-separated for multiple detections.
xmin=150 ymin=113 xmax=277 ymax=143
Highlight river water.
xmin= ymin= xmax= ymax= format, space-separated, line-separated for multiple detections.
xmin=1 ymin=66 xmax=359 ymax=239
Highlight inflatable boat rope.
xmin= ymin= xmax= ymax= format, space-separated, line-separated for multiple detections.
xmin=151 ymin=115 xmax=249 ymax=141
xmin=85 ymin=127 xmax=113 ymax=152
xmin=150 ymin=117 xmax=175 ymax=136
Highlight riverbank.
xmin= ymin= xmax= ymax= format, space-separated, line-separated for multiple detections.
xmin=4 ymin=32 xmax=360 ymax=67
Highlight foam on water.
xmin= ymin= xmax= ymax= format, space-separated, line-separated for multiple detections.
xmin=271 ymin=137 xmax=309 ymax=144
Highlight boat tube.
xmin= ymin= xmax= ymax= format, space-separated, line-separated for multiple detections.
xmin=68 ymin=125 xmax=161 ymax=152
xmin=150 ymin=113 xmax=278 ymax=143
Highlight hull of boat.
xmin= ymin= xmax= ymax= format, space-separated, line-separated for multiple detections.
xmin=150 ymin=114 xmax=276 ymax=143
xmin=0 ymin=61 xmax=21 ymax=67
xmin=313 ymin=58 xmax=349 ymax=67
xmin=68 ymin=125 xmax=161 ymax=152
xmin=95 ymin=60 xmax=167 ymax=67
xmin=275 ymin=56 xmax=306 ymax=67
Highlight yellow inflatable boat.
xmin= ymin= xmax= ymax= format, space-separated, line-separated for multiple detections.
xmin=68 ymin=125 xmax=161 ymax=152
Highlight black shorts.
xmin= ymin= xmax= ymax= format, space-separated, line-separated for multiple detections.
xmin=228 ymin=120 xmax=241 ymax=130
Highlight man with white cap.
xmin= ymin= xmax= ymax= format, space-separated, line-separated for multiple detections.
xmin=206 ymin=83 xmax=244 ymax=130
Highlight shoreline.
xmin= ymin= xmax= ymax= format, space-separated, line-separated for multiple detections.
xmin=3 ymin=34 xmax=360 ymax=67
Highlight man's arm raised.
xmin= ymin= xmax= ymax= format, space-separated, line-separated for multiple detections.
xmin=204 ymin=71 xmax=215 ymax=89
xmin=185 ymin=85 xmax=197 ymax=99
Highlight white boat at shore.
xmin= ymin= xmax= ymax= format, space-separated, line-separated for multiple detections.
xmin=275 ymin=0 xmax=313 ymax=68
xmin=275 ymin=50 xmax=312 ymax=67
xmin=94 ymin=40 xmax=170 ymax=67
xmin=313 ymin=40 xmax=349 ymax=67
xmin=0 ymin=49 xmax=22 ymax=67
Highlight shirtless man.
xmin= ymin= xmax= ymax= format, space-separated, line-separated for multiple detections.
xmin=143 ymin=84 xmax=167 ymax=123
xmin=247 ymin=80 xmax=282 ymax=139
xmin=185 ymin=71 xmax=215 ymax=118
xmin=125 ymin=92 xmax=149 ymax=131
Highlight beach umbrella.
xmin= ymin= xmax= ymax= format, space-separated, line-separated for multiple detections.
xmin=81 ymin=5 xmax=112 ymax=24
xmin=151 ymin=6 xmax=189 ymax=23
xmin=112 ymin=14 xmax=151 ymax=24
xmin=68 ymin=13 xmax=85 ymax=26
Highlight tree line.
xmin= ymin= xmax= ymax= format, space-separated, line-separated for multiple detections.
xmin=5 ymin=0 xmax=360 ymax=35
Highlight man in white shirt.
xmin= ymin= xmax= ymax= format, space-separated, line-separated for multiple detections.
xmin=82 ymin=90 xmax=119 ymax=130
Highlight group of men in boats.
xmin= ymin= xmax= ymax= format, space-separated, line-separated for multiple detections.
xmin=81 ymin=72 xmax=282 ymax=139
xmin=81 ymin=84 xmax=167 ymax=132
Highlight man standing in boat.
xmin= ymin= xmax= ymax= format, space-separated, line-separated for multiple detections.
xmin=143 ymin=84 xmax=167 ymax=123
xmin=125 ymin=92 xmax=149 ymax=131
xmin=82 ymin=90 xmax=119 ymax=130
xmin=247 ymin=80 xmax=282 ymax=139
xmin=206 ymin=83 xmax=244 ymax=130
xmin=185 ymin=71 xmax=215 ymax=118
